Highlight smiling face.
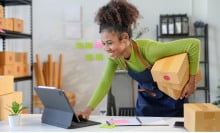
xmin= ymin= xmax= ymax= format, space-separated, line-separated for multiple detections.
xmin=101 ymin=30 xmax=131 ymax=60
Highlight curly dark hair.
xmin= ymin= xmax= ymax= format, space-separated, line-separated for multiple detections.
xmin=95 ymin=0 xmax=139 ymax=39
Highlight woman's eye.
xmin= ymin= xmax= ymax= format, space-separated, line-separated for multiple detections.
xmin=107 ymin=42 xmax=112 ymax=46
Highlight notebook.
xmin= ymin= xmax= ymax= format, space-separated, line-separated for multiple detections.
xmin=107 ymin=117 xmax=169 ymax=126
xmin=34 ymin=86 xmax=101 ymax=129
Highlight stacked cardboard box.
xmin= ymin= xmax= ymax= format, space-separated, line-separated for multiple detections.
xmin=0 ymin=5 xmax=3 ymax=18
xmin=184 ymin=103 xmax=220 ymax=132
xmin=8 ymin=18 xmax=24 ymax=32
xmin=14 ymin=52 xmax=29 ymax=77
xmin=0 ymin=52 xmax=15 ymax=76
xmin=0 ymin=17 xmax=24 ymax=32
xmin=0 ymin=5 xmax=24 ymax=32
xmin=151 ymin=53 xmax=189 ymax=99
xmin=0 ymin=76 xmax=23 ymax=121
xmin=151 ymin=53 xmax=202 ymax=100
xmin=0 ymin=52 xmax=29 ymax=78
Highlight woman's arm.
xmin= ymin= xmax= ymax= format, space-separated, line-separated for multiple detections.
xmin=138 ymin=38 xmax=200 ymax=99
xmin=78 ymin=58 xmax=118 ymax=119
xmin=139 ymin=38 xmax=200 ymax=75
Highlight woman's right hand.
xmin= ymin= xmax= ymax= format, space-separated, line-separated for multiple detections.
xmin=76 ymin=107 xmax=93 ymax=120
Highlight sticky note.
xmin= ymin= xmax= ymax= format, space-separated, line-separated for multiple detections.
xmin=96 ymin=54 xmax=104 ymax=61
xmin=94 ymin=42 xmax=103 ymax=48
xmin=85 ymin=54 xmax=94 ymax=61
xmin=85 ymin=42 xmax=93 ymax=49
xmin=75 ymin=42 xmax=84 ymax=49
xmin=100 ymin=124 xmax=116 ymax=128
xmin=109 ymin=119 xmax=129 ymax=124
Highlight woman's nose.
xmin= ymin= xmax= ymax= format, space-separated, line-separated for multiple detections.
xmin=103 ymin=45 xmax=110 ymax=51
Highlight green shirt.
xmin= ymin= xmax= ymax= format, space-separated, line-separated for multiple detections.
xmin=87 ymin=38 xmax=200 ymax=109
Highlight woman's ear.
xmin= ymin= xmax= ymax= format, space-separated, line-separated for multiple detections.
xmin=121 ymin=32 xmax=129 ymax=40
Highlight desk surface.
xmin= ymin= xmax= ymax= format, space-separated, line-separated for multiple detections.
xmin=0 ymin=114 xmax=187 ymax=132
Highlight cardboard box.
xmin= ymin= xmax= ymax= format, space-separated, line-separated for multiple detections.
xmin=0 ymin=17 xmax=6 ymax=30
xmin=151 ymin=53 xmax=189 ymax=99
xmin=0 ymin=64 xmax=15 ymax=75
xmin=195 ymin=68 xmax=202 ymax=84
xmin=23 ymin=64 xmax=29 ymax=76
xmin=10 ymin=18 xmax=24 ymax=32
xmin=184 ymin=103 xmax=220 ymax=132
xmin=156 ymin=67 xmax=189 ymax=100
xmin=14 ymin=63 xmax=29 ymax=78
xmin=0 ymin=6 xmax=3 ymax=18
xmin=152 ymin=53 xmax=202 ymax=100
xmin=0 ymin=76 xmax=14 ymax=96
xmin=0 ymin=52 xmax=15 ymax=65
xmin=15 ymin=52 xmax=28 ymax=64
xmin=151 ymin=53 xmax=189 ymax=84
xmin=0 ymin=64 xmax=29 ymax=78
xmin=4 ymin=18 xmax=13 ymax=31
xmin=156 ymin=68 xmax=202 ymax=100
xmin=0 ymin=91 xmax=23 ymax=121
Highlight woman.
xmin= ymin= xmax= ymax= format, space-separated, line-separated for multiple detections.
xmin=78 ymin=0 xmax=200 ymax=118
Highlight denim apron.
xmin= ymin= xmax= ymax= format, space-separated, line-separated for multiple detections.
xmin=125 ymin=40 xmax=188 ymax=117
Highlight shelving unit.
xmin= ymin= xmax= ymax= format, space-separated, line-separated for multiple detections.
xmin=0 ymin=0 xmax=33 ymax=113
xmin=156 ymin=24 xmax=210 ymax=103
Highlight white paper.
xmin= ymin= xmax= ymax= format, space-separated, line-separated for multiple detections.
xmin=138 ymin=117 xmax=169 ymax=126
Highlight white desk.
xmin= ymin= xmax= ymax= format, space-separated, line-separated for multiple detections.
xmin=0 ymin=114 xmax=187 ymax=132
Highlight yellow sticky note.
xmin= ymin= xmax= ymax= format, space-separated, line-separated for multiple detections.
xmin=96 ymin=54 xmax=104 ymax=61
xmin=85 ymin=42 xmax=93 ymax=49
xmin=75 ymin=42 xmax=84 ymax=49
xmin=100 ymin=124 xmax=116 ymax=128
xmin=85 ymin=54 xmax=94 ymax=61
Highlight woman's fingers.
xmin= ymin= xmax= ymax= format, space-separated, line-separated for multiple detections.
xmin=180 ymin=83 xmax=196 ymax=99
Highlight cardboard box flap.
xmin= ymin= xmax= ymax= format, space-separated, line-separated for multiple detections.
xmin=151 ymin=53 xmax=189 ymax=84
xmin=158 ymin=53 xmax=188 ymax=73
xmin=189 ymin=103 xmax=220 ymax=112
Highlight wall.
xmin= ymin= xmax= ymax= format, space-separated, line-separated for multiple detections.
xmin=7 ymin=0 xmax=219 ymax=114
xmin=206 ymin=0 xmax=220 ymax=103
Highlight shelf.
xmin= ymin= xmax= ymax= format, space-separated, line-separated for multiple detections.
xmin=200 ymin=61 xmax=208 ymax=64
xmin=0 ymin=0 xmax=34 ymax=113
xmin=156 ymin=24 xmax=210 ymax=103
xmin=0 ymin=30 xmax=31 ymax=39
xmin=14 ymin=76 xmax=32 ymax=82
xmin=156 ymin=24 xmax=208 ymax=40
xmin=0 ymin=0 xmax=31 ymax=6
xmin=197 ymin=86 xmax=209 ymax=90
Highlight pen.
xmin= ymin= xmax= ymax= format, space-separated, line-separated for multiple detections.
xmin=136 ymin=117 xmax=142 ymax=124
xmin=106 ymin=120 xmax=111 ymax=125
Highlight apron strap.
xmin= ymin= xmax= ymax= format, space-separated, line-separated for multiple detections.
xmin=131 ymin=40 xmax=151 ymax=69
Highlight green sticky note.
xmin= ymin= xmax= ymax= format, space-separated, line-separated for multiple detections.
xmin=96 ymin=54 xmax=104 ymax=61
xmin=85 ymin=42 xmax=93 ymax=49
xmin=100 ymin=124 xmax=116 ymax=128
xmin=85 ymin=54 xmax=94 ymax=61
xmin=75 ymin=42 xmax=84 ymax=49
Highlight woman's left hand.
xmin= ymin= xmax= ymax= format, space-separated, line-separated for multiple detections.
xmin=180 ymin=75 xmax=196 ymax=99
